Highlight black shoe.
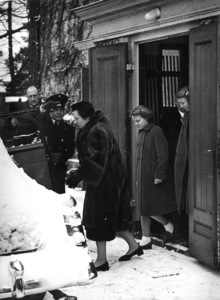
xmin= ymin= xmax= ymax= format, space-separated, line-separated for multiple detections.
xmin=164 ymin=231 xmax=173 ymax=243
xmin=96 ymin=261 xmax=109 ymax=271
xmin=140 ymin=241 xmax=152 ymax=250
xmin=119 ymin=246 xmax=144 ymax=262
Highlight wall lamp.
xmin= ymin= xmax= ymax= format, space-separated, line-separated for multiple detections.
xmin=145 ymin=8 xmax=161 ymax=21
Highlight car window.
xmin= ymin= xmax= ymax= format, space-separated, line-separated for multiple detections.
xmin=0 ymin=109 xmax=42 ymax=148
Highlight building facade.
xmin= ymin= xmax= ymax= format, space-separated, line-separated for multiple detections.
xmin=39 ymin=0 xmax=220 ymax=269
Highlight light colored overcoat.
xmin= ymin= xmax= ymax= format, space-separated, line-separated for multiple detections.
xmin=134 ymin=123 xmax=177 ymax=220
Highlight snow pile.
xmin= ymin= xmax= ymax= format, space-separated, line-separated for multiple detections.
xmin=0 ymin=213 xmax=44 ymax=253
xmin=0 ymin=139 xmax=96 ymax=295
xmin=0 ymin=138 xmax=68 ymax=254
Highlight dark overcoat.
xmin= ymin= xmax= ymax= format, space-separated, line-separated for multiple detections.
xmin=68 ymin=110 xmax=131 ymax=242
xmin=174 ymin=112 xmax=189 ymax=213
xmin=43 ymin=115 xmax=75 ymax=194
xmin=134 ymin=123 xmax=176 ymax=220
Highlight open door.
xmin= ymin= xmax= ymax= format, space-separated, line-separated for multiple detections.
xmin=189 ymin=19 xmax=220 ymax=269
xmin=89 ymin=43 xmax=128 ymax=161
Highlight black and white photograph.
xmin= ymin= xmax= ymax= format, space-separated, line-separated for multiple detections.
xmin=0 ymin=1 xmax=220 ymax=299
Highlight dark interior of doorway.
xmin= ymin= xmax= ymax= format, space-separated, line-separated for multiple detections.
xmin=135 ymin=35 xmax=189 ymax=250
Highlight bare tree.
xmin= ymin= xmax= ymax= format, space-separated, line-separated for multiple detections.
xmin=28 ymin=0 xmax=40 ymax=89
xmin=0 ymin=0 xmax=28 ymax=94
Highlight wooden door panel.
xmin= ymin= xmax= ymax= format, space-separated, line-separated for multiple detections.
xmin=90 ymin=44 xmax=128 ymax=159
xmin=193 ymin=233 xmax=213 ymax=265
xmin=189 ymin=21 xmax=218 ymax=268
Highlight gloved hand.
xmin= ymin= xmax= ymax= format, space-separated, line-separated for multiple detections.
xmin=50 ymin=152 xmax=62 ymax=164
xmin=39 ymin=104 xmax=46 ymax=113
xmin=65 ymin=169 xmax=80 ymax=188
xmin=43 ymin=100 xmax=56 ymax=111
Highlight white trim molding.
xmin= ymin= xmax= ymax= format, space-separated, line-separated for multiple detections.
xmin=73 ymin=0 xmax=220 ymax=49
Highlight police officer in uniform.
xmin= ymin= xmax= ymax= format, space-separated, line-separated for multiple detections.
xmin=43 ymin=94 xmax=75 ymax=194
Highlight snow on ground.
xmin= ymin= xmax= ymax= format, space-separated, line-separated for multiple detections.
xmin=45 ymin=188 xmax=220 ymax=300
xmin=63 ymin=241 xmax=220 ymax=300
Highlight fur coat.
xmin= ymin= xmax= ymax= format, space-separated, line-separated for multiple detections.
xmin=66 ymin=110 xmax=131 ymax=241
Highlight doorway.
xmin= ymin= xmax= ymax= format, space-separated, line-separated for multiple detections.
xmin=137 ymin=35 xmax=189 ymax=249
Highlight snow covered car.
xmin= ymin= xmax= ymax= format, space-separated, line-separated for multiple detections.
xmin=0 ymin=137 xmax=97 ymax=299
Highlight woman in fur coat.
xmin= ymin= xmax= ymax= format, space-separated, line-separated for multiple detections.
xmin=66 ymin=101 xmax=143 ymax=271
xmin=131 ymin=106 xmax=177 ymax=249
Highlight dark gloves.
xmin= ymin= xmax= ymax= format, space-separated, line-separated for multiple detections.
xmin=65 ymin=169 xmax=81 ymax=189
xmin=42 ymin=100 xmax=56 ymax=111
xmin=50 ymin=152 xmax=62 ymax=164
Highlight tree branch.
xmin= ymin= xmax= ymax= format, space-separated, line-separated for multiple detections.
xmin=0 ymin=24 xmax=28 ymax=39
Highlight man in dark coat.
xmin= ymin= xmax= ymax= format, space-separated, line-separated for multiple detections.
xmin=174 ymin=86 xmax=189 ymax=214
xmin=66 ymin=101 xmax=143 ymax=271
xmin=4 ymin=86 xmax=43 ymax=137
xmin=9 ymin=85 xmax=44 ymax=123
xmin=42 ymin=94 xmax=75 ymax=194
xmin=2 ymin=86 xmax=47 ymax=148
xmin=9 ymin=85 xmax=42 ymax=112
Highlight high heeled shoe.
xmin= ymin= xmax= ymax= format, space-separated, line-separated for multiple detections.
xmin=119 ymin=246 xmax=144 ymax=262
xmin=95 ymin=261 xmax=109 ymax=271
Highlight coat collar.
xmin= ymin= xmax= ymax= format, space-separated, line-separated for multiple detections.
xmin=77 ymin=110 xmax=109 ymax=142
xmin=79 ymin=110 xmax=106 ymax=136
xmin=180 ymin=111 xmax=189 ymax=125
xmin=139 ymin=122 xmax=154 ymax=132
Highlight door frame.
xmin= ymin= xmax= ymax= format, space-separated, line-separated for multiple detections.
xmin=130 ymin=20 xmax=202 ymax=204
xmin=130 ymin=19 xmax=220 ymax=268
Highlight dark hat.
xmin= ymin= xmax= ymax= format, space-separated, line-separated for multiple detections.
xmin=175 ymin=86 xmax=189 ymax=100
xmin=43 ymin=94 xmax=68 ymax=111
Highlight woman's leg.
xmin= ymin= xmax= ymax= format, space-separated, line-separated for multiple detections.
xmin=95 ymin=241 xmax=107 ymax=267
xmin=141 ymin=216 xmax=151 ymax=236
xmin=117 ymin=230 xmax=139 ymax=255
xmin=152 ymin=215 xmax=173 ymax=231
xmin=151 ymin=215 xmax=168 ymax=225
xmin=140 ymin=216 xmax=152 ymax=246
xmin=151 ymin=215 xmax=174 ymax=242
xmin=117 ymin=230 xmax=144 ymax=261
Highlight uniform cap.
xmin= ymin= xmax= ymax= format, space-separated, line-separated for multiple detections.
xmin=43 ymin=94 xmax=68 ymax=111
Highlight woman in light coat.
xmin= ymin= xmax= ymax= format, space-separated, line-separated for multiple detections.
xmin=131 ymin=106 xmax=177 ymax=249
